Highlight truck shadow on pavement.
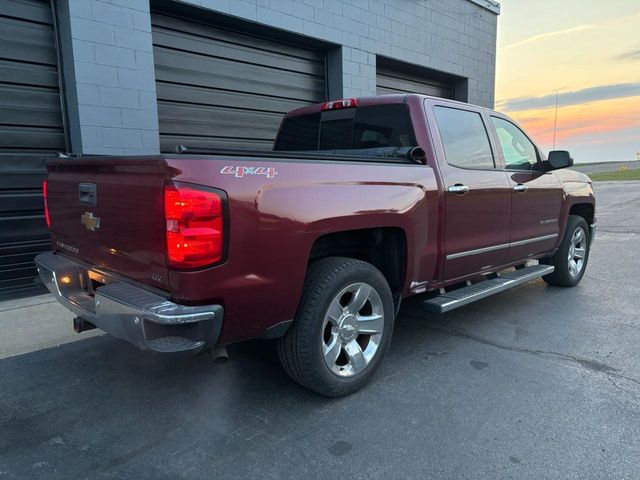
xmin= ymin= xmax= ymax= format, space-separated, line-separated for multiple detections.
xmin=0 ymin=295 xmax=464 ymax=471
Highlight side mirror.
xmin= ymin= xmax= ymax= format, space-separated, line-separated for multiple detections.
xmin=546 ymin=150 xmax=573 ymax=170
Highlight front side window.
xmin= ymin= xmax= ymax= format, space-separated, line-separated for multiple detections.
xmin=433 ymin=106 xmax=495 ymax=169
xmin=491 ymin=117 xmax=538 ymax=170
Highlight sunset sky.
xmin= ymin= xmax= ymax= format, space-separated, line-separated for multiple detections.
xmin=494 ymin=0 xmax=640 ymax=163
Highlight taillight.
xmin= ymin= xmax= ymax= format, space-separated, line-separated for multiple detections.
xmin=43 ymin=178 xmax=50 ymax=229
xmin=163 ymin=182 xmax=225 ymax=269
xmin=321 ymin=98 xmax=358 ymax=111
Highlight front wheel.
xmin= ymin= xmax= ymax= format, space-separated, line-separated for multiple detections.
xmin=542 ymin=215 xmax=591 ymax=287
xmin=277 ymin=257 xmax=395 ymax=397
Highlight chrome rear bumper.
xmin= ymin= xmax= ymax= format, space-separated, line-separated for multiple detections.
xmin=35 ymin=252 xmax=223 ymax=353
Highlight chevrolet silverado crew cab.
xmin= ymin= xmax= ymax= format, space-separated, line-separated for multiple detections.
xmin=37 ymin=94 xmax=595 ymax=396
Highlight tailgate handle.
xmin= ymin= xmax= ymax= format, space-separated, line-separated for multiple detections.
xmin=79 ymin=183 xmax=97 ymax=206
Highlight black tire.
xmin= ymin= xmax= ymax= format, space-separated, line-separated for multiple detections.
xmin=542 ymin=215 xmax=591 ymax=287
xmin=277 ymin=257 xmax=395 ymax=397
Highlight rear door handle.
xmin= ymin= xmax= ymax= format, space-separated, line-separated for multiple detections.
xmin=447 ymin=184 xmax=470 ymax=195
xmin=512 ymin=184 xmax=528 ymax=193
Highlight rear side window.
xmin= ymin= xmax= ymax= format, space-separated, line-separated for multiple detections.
xmin=433 ymin=106 xmax=495 ymax=169
xmin=274 ymin=105 xmax=416 ymax=151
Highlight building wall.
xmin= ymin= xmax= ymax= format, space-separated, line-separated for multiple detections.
xmin=56 ymin=0 xmax=499 ymax=155
xmin=57 ymin=0 xmax=159 ymax=155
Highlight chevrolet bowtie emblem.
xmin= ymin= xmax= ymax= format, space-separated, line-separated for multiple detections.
xmin=81 ymin=212 xmax=100 ymax=231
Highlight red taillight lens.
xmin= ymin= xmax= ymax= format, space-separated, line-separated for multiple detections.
xmin=164 ymin=182 xmax=225 ymax=268
xmin=43 ymin=178 xmax=51 ymax=229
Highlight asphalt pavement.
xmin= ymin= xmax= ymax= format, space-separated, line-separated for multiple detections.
xmin=1 ymin=181 xmax=639 ymax=480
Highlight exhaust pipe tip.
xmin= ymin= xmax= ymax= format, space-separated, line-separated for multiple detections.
xmin=211 ymin=345 xmax=229 ymax=364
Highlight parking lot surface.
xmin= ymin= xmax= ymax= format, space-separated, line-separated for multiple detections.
xmin=1 ymin=181 xmax=639 ymax=480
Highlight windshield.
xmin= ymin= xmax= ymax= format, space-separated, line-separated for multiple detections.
xmin=274 ymin=104 xmax=417 ymax=152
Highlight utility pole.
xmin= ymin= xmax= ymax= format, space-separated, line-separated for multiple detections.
xmin=552 ymin=91 xmax=559 ymax=150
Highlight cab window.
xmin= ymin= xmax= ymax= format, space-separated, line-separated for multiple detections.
xmin=274 ymin=105 xmax=416 ymax=151
xmin=491 ymin=117 xmax=539 ymax=170
xmin=433 ymin=106 xmax=495 ymax=169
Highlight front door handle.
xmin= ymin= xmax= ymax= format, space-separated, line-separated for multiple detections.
xmin=447 ymin=184 xmax=470 ymax=195
xmin=512 ymin=184 xmax=528 ymax=193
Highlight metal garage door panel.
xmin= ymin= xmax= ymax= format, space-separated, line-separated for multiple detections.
xmin=152 ymin=30 xmax=324 ymax=77
xmin=152 ymin=13 xmax=326 ymax=65
xmin=0 ymin=58 xmax=60 ymax=87
xmin=0 ymin=17 xmax=58 ymax=65
xmin=152 ymin=11 xmax=326 ymax=152
xmin=0 ymin=85 xmax=64 ymax=128
xmin=0 ymin=0 xmax=52 ymax=21
xmin=160 ymin=135 xmax=273 ymax=153
xmin=377 ymin=66 xmax=454 ymax=99
xmin=157 ymin=103 xmax=284 ymax=144
xmin=0 ymin=127 xmax=65 ymax=150
xmin=156 ymin=83 xmax=311 ymax=114
xmin=153 ymin=48 xmax=325 ymax=102
xmin=0 ymin=0 xmax=65 ymax=300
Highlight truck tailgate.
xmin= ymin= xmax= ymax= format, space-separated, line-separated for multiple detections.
xmin=46 ymin=157 xmax=170 ymax=291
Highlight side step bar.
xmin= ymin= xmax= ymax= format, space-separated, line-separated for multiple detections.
xmin=423 ymin=264 xmax=554 ymax=314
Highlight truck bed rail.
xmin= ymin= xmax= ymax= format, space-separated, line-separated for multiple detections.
xmin=173 ymin=145 xmax=424 ymax=164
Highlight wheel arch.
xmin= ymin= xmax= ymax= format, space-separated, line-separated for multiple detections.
xmin=308 ymin=227 xmax=408 ymax=297
xmin=556 ymin=180 xmax=595 ymax=250
xmin=569 ymin=203 xmax=595 ymax=226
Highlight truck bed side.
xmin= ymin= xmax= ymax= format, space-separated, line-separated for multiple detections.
xmin=163 ymin=156 xmax=438 ymax=342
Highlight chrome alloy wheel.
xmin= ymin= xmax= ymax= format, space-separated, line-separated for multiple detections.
xmin=568 ymin=226 xmax=587 ymax=278
xmin=321 ymin=282 xmax=385 ymax=377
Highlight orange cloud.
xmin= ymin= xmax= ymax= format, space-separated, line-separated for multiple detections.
xmin=503 ymin=95 xmax=640 ymax=151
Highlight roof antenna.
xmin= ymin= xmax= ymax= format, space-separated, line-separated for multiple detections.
xmin=552 ymin=91 xmax=559 ymax=150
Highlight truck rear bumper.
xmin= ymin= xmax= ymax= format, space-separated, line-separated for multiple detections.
xmin=34 ymin=252 xmax=223 ymax=353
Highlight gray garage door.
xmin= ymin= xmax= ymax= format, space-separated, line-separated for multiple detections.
xmin=151 ymin=12 xmax=327 ymax=152
xmin=377 ymin=64 xmax=454 ymax=99
xmin=0 ymin=0 xmax=66 ymax=299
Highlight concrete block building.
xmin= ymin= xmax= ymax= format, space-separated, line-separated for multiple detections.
xmin=0 ymin=0 xmax=499 ymax=298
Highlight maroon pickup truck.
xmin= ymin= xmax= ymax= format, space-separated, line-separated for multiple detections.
xmin=36 ymin=94 xmax=595 ymax=396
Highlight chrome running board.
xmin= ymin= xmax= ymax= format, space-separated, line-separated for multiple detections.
xmin=422 ymin=264 xmax=554 ymax=314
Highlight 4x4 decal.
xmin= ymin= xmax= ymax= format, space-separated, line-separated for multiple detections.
xmin=220 ymin=166 xmax=278 ymax=179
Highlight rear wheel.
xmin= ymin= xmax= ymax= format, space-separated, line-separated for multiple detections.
xmin=277 ymin=257 xmax=394 ymax=397
xmin=542 ymin=215 xmax=590 ymax=287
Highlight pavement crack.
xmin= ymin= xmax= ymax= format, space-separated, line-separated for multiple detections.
xmin=605 ymin=377 xmax=640 ymax=402
xmin=427 ymin=323 xmax=605 ymax=368
xmin=410 ymin=316 xmax=640 ymax=396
